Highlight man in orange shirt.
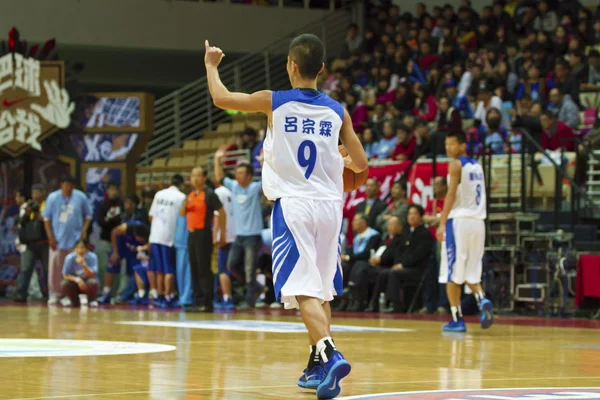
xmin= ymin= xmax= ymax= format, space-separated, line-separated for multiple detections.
xmin=180 ymin=167 xmax=226 ymax=312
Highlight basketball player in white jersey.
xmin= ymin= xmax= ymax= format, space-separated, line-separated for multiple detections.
xmin=205 ymin=34 xmax=367 ymax=399
xmin=436 ymin=131 xmax=493 ymax=333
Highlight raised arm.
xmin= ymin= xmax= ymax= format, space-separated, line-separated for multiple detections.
xmin=339 ymin=109 xmax=368 ymax=172
xmin=205 ymin=40 xmax=272 ymax=114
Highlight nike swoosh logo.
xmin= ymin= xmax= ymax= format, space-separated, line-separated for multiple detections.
xmin=3 ymin=98 xmax=26 ymax=107
xmin=305 ymin=374 xmax=319 ymax=381
xmin=329 ymin=377 xmax=337 ymax=390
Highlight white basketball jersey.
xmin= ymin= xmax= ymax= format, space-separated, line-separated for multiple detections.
xmin=262 ymin=88 xmax=344 ymax=201
xmin=448 ymin=156 xmax=487 ymax=220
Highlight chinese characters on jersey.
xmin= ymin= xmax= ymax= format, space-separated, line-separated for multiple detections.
xmin=284 ymin=116 xmax=333 ymax=137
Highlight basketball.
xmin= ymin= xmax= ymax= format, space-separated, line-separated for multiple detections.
xmin=339 ymin=146 xmax=369 ymax=192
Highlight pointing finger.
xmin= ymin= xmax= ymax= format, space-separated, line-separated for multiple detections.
xmin=205 ymin=40 xmax=209 ymax=49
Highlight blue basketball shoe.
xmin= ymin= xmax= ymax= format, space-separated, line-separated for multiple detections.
xmin=316 ymin=351 xmax=351 ymax=399
xmin=297 ymin=366 xmax=325 ymax=390
xmin=97 ymin=293 xmax=111 ymax=305
xmin=442 ymin=318 xmax=467 ymax=332
xmin=479 ymin=298 xmax=494 ymax=329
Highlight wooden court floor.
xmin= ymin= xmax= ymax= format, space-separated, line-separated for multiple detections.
xmin=1 ymin=305 xmax=599 ymax=400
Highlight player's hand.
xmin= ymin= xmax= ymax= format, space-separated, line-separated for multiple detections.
xmin=110 ymin=252 xmax=121 ymax=266
xmin=215 ymin=146 xmax=227 ymax=160
xmin=76 ymin=255 xmax=84 ymax=265
xmin=436 ymin=225 xmax=446 ymax=242
xmin=49 ymin=237 xmax=58 ymax=251
xmin=205 ymin=40 xmax=225 ymax=68
xmin=369 ymin=256 xmax=380 ymax=266
xmin=391 ymin=264 xmax=403 ymax=271
xmin=219 ymin=237 xmax=228 ymax=248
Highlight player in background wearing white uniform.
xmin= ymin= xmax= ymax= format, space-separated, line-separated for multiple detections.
xmin=436 ymin=131 xmax=494 ymax=333
xmin=213 ymin=182 xmax=236 ymax=309
xmin=205 ymin=35 xmax=367 ymax=399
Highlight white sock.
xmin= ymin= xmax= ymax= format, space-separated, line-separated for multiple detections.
xmin=138 ymin=290 xmax=145 ymax=298
xmin=223 ymin=294 xmax=231 ymax=302
xmin=102 ymin=287 xmax=111 ymax=296
xmin=451 ymin=306 xmax=463 ymax=322
xmin=149 ymin=289 xmax=158 ymax=299
xmin=165 ymin=294 xmax=173 ymax=301
xmin=316 ymin=337 xmax=336 ymax=363
xmin=257 ymin=273 xmax=266 ymax=286
xmin=259 ymin=292 xmax=266 ymax=300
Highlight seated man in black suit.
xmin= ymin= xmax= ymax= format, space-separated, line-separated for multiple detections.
xmin=383 ymin=204 xmax=434 ymax=313
xmin=347 ymin=216 xmax=404 ymax=312
xmin=336 ymin=213 xmax=381 ymax=311
xmin=355 ymin=178 xmax=387 ymax=230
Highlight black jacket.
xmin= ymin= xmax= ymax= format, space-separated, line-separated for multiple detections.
xmin=394 ymin=224 xmax=434 ymax=270
xmin=379 ymin=234 xmax=404 ymax=268
xmin=96 ymin=199 xmax=123 ymax=242
xmin=355 ymin=199 xmax=387 ymax=230
xmin=122 ymin=208 xmax=150 ymax=226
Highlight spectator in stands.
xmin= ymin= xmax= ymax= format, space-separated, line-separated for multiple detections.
xmin=214 ymin=150 xmax=264 ymax=308
xmin=376 ymin=180 xmax=410 ymax=232
xmin=436 ymin=97 xmax=462 ymax=133
xmin=337 ymin=213 xmax=381 ymax=311
xmin=516 ymin=64 xmax=546 ymax=103
xmin=43 ymin=175 xmax=92 ymax=305
xmin=345 ymin=91 xmax=368 ymax=133
xmin=61 ymin=239 xmax=98 ymax=307
xmin=391 ymin=124 xmax=416 ymax=161
xmin=384 ymin=204 xmax=433 ymax=313
xmin=95 ymin=182 xmax=122 ymax=298
xmin=548 ymin=88 xmax=580 ymax=129
xmin=539 ymin=110 xmax=576 ymax=151
xmin=362 ymin=128 xmax=378 ymax=159
xmin=343 ymin=24 xmax=363 ymax=57
xmin=413 ymin=84 xmax=438 ymax=122
xmin=413 ymin=119 xmax=432 ymax=158
xmin=213 ymin=178 xmax=236 ymax=309
xmin=567 ymin=51 xmax=589 ymax=91
xmin=181 ymin=167 xmax=225 ymax=312
xmin=356 ymin=178 xmax=387 ymax=230
xmin=582 ymin=50 xmax=600 ymax=90
xmin=458 ymin=63 xmax=482 ymax=99
xmin=485 ymin=108 xmax=508 ymax=154
xmin=423 ymin=177 xmax=447 ymax=236
xmin=444 ymin=78 xmax=474 ymax=119
xmin=369 ymin=103 xmax=386 ymax=138
xmin=551 ymin=59 xmax=579 ymax=105
xmin=373 ymin=120 xmax=398 ymax=159
xmin=475 ymin=80 xmax=510 ymax=131
xmin=533 ymin=0 xmax=558 ymax=33
xmin=148 ymin=174 xmax=186 ymax=307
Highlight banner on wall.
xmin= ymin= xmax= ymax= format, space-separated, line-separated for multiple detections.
xmin=0 ymin=54 xmax=73 ymax=157
xmin=342 ymin=161 xmax=449 ymax=243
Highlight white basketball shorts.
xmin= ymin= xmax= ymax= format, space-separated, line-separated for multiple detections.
xmin=439 ymin=217 xmax=485 ymax=285
xmin=271 ymin=197 xmax=343 ymax=310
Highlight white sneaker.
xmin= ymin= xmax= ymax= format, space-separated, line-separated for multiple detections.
xmin=269 ymin=302 xmax=282 ymax=309
xmin=60 ymin=297 xmax=72 ymax=307
xmin=88 ymin=301 xmax=98 ymax=307
xmin=47 ymin=296 xmax=58 ymax=306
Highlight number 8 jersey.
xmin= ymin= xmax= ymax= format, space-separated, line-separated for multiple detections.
xmin=448 ymin=156 xmax=487 ymax=220
xmin=262 ymin=88 xmax=344 ymax=202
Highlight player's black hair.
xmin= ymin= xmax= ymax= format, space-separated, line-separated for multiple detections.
xmin=407 ymin=204 xmax=425 ymax=217
xmin=172 ymin=174 xmax=184 ymax=187
xmin=126 ymin=194 xmax=140 ymax=205
xmin=60 ymin=174 xmax=77 ymax=185
xmin=447 ymin=131 xmax=467 ymax=144
xmin=393 ymin=179 xmax=407 ymax=193
xmin=236 ymin=162 xmax=254 ymax=176
xmin=541 ymin=110 xmax=556 ymax=119
xmin=289 ymin=34 xmax=325 ymax=80
xmin=131 ymin=224 xmax=149 ymax=241
xmin=107 ymin=181 xmax=119 ymax=189
xmin=74 ymin=238 xmax=89 ymax=248
xmin=354 ymin=213 xmax=368 ymax=223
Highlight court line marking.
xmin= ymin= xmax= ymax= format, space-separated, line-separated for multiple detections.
xmin=338 ymin=387 xmax=600 ymax=399
xmin=9 ymin=377 xmax=600 ymax=399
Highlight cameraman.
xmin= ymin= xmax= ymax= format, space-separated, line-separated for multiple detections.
xmin=14 ymin=199 xmax=47 ymax=302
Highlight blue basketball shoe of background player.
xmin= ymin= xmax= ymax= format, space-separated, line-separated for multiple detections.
xmin=316 ymin=350 xmax=351 ymax=399
xmin=297 ymin=366 xmax=325 ymax=390
xmin=442 ymin=318 xmax=467 ymax=332
xmin=479 ymin=298 xmax=494 ymax=329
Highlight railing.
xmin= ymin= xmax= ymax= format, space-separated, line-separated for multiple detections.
xmin=139 ymin=5 xmax=352 ymax=166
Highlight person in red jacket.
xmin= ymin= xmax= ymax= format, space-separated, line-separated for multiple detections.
xmin=413 ymin=83 xmax=438 ymax=122
xmin=391 ymin=124 xmax=416 ymax=161
xmin=540 ymin=110 xmax=575 ymax=151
